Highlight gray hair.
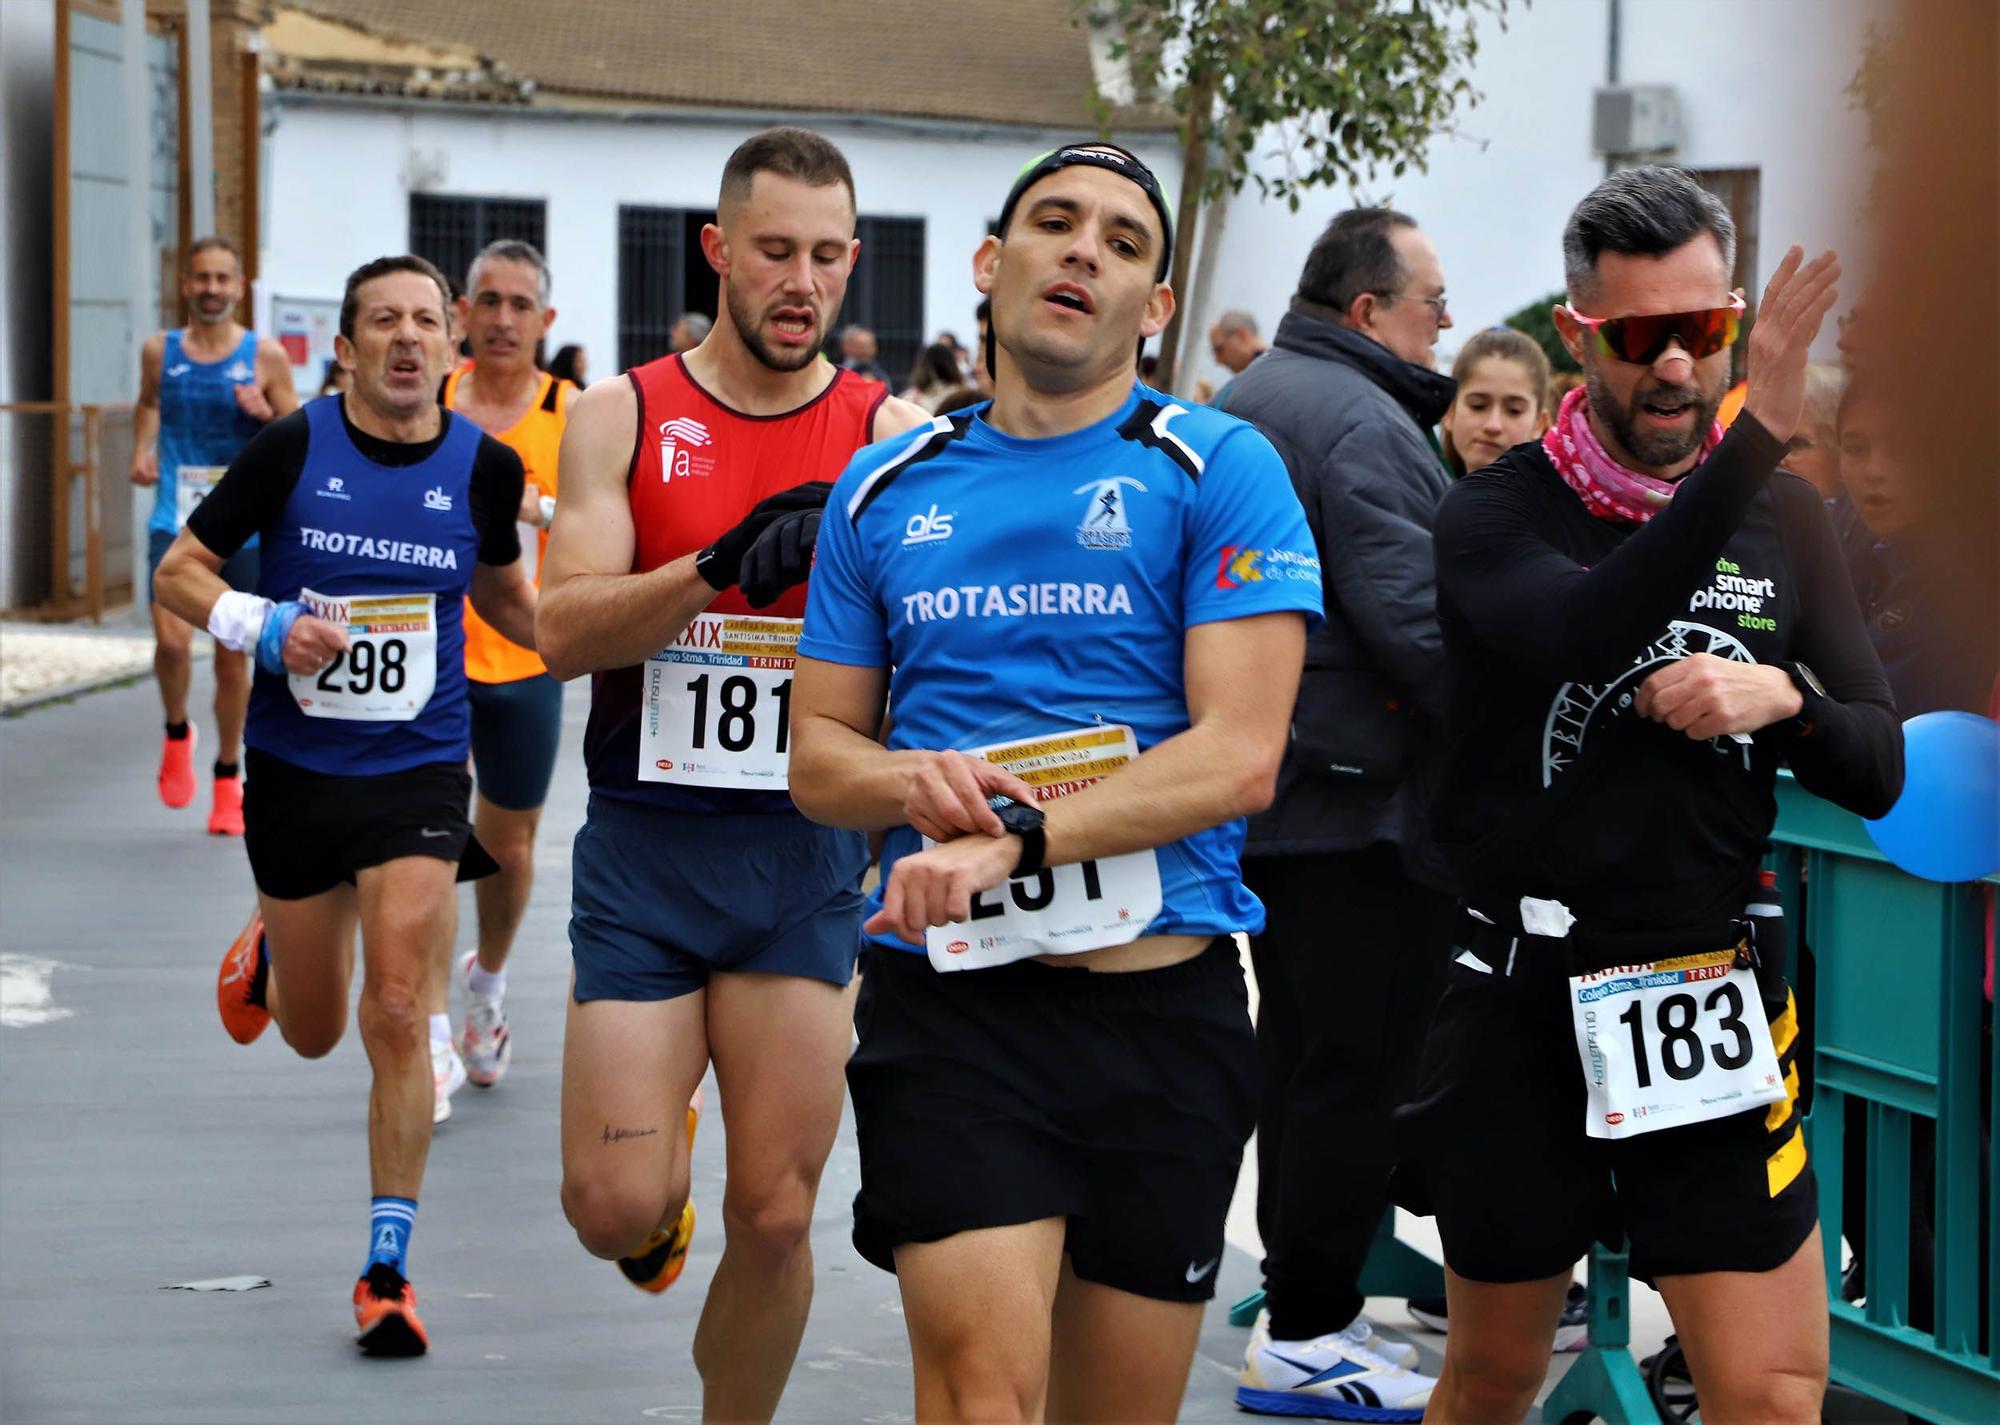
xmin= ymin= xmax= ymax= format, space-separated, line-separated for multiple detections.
xmin=466 ymin=238 xmax=552 ymax=307
xmin=674 ymin=312 xmax=713 ymax=342
xmin=1214 ymin=309 xmax=1259 ymax=337
xmin=1562 ymin=167 xmax=1736 ymax=304
xmin=1801 ymin=362 xmax=1846 ymax=434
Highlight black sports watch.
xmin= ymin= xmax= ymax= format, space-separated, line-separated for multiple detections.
xmin=989 ymin=796 xmax=1047 ymax=878
xmin=1784 ymin=661 xmax=1827 ymax=736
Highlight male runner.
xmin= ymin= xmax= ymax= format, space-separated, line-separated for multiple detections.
xmin=154 ymin=255 xmax=536 ymax=1356
xmin=1394 ymin=168 xmax=1902 ymax=1424
xmin=131 ymin=237 xmax=298 ymax=832
xmin=431 ymin=238 xmax=575 ymax=1114
xmin=788 ymin=142 xmax=1323 ymax=1424
xmin=536 ymin=127 xmax=925 ymax=1422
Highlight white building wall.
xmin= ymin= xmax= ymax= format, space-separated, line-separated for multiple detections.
xmin=262 ymin=100 xmax=1179 ymax=382
xmin=1185 ymin=0 xmax=1879 ymax=391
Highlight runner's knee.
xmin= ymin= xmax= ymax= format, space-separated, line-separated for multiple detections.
xmin=212 ymin=648 xmax=248 ymax=687
xmin=1696 ymin=1361 xmax=1824 ymax=1425
xmin=1442 ymin=1331 xmax=1551 ymax=1409
xmin=276 ymin=1007 xmax=344 ymax=1059
xmin=562 ymin=1173 xmax=673 ymax=1260
xmin=922 ymin=1343 xmax=1043 ymax=1424
xmin=721 ymin=1171 xmax=817 ymax=1261
xmin=357 ymin=975 xmax=426 ymax=1050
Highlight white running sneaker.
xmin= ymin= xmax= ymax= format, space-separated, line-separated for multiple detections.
xmin=1250 ymin=1308 xmax=1419 ymax=1369
xmin=431 ymin=1036 xmax=466 ymax=1125
xmin=455 ymin=950 xmax=512 ymax=1088
xmin=1238 ymin=1315 xmax=1438 ymax=1420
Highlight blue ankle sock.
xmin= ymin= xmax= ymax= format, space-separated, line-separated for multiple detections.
xmin=367 ymin=1197 xmax=417 ymax=1276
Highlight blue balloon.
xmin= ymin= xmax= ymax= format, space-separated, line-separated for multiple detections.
xmin=1865 ymin=711 xmax=2000 ymax=882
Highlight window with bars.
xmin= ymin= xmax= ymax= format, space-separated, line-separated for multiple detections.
xmin=846 ymin=217 xmax=926 ymax=386
xmin=408 ymin=194 xmax=549 ymax=298
xmin=1689 ymin=168 xmax=1759 ymax=375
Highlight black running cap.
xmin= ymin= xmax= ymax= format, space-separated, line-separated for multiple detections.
xmin=994 ymin=143 xmax=1174 ymax=282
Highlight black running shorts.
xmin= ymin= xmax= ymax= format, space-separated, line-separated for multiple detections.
xmin=242 ymin=746 xmax=496 ymax=901
xmin=847 ymin=937 xmax=1256 ymax=1303
xmin=1392 ymin=919 xmax=1817 ymax=1285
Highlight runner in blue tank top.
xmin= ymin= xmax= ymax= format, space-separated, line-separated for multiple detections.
xmin=788 ymin=144 xmax=1322 ymax=1423
xmin=154 ymin=255 xmax=536 ymax=1359
xmin=131 ymin=237 xmax=297 ymax=832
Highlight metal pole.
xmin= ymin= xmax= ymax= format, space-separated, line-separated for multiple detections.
xmin=120 ymin=0 xmax=151 ymax=340
xmin=185 ymin=0 xmax=215 ymax=237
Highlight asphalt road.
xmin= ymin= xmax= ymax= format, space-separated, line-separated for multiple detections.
xmin=0 ymin=665 xmax=1313 ymax=1425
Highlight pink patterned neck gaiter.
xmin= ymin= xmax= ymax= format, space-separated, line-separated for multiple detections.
xmin=1541 ymin=384 xmax=1725 ymax=525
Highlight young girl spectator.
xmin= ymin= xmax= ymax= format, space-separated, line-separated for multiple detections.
xmin=1439 ymin=327 xmax=1551 ymax=476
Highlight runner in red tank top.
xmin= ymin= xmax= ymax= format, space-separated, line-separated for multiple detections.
xmin=537 ymin=127 xmax=925 ymax=1423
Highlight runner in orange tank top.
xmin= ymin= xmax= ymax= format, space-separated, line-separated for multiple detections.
xmin=422 ymin=239 xmax=576 ymax=1116
xmin=537 ymin=128 xmax=926 ymax=1423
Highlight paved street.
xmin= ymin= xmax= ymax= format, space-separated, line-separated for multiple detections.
xmin=0 ymin=660 xmax=1339 ymax=1424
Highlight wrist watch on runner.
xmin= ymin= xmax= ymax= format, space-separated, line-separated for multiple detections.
xmin=989 ymin=796 xmax=1047 ymax=877
xmin=1784 ymin=661 xmax=1827 ymax=736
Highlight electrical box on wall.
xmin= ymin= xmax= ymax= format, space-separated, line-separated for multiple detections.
xmin=1594 ymin=84 xmax=1681 ymax=155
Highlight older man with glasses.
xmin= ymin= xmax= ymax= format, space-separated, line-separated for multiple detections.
xmin=1218 ymin=208 xmax=1463 ymax=1419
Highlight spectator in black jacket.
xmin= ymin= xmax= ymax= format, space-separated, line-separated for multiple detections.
xmin=1220 ymin=208 xmax=1460 ymax=1411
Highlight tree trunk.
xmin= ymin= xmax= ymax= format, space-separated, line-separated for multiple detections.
xmin=1152 ymin=74 xmax=1211 ymax=394
xmin=1174 ymin=179 xmax=1232 ymax=394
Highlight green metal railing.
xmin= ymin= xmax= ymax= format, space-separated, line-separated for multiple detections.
xmin=1237 ymin=775 xmax=2000 ymax=1423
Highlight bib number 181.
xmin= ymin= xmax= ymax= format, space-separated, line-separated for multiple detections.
xmin=683 ymin=672 xmax=791 ymax=755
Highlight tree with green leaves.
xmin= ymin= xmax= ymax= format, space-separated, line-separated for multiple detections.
xmin=1078 ymin=0 xmax=1513 ymax=391
xmin=1501 ymin=291 xmax=1580 ymax=375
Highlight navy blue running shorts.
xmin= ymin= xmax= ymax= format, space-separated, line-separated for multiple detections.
xmin=467 ymin=673 xmax=564 ymax=812
xmin=847 ymin=937 xmax=1257 ymax=1303
xmin=568 ymin=793 xmax=868 ymax=1003
xmin=149 ymin=526 xmax=258 ymax=605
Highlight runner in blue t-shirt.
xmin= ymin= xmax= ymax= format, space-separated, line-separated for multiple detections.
xmin=154 ymin=255 xmax=536 ymax=1359
xmin=787 ymin=144 xmax=1322 ymax=1424
xmin=130 ymin=237 xmax=298 ymax=832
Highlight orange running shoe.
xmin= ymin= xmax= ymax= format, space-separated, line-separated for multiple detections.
xmin=353 ymin=1264 xmax=429 ymax=1356
xmin=616 ymin=1090 xmax=703 ymax=1294
xmin=207 ymin=775 xmax=244 ymax=836
xmin=216 ymin=911 xmax=270 ymax=1045
xmin=157 ymin=725 xmax=197 ymax=809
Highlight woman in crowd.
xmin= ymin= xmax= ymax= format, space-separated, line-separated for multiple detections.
xmin=1439 ymin=327 xmax=1551 ymax=476
xmin=898 ymin=340 xmax=974 ymax=412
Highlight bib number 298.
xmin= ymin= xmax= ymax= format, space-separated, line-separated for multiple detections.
xmin=683 ymin=672 xmax=790 ymax=756
xmin=316 ymin=639 xmax=409 ymax=697
xmin=1616 ymin=980 xmax=1754 ymax=1088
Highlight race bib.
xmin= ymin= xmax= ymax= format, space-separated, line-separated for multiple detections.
xmin=924 ymin=725 xmax=1164 ymax=972
xmin=174 ymin=465 xmax=225 ymax=530
xmin=1570 ymin=946 xmax=1787 ymax=1139
xmin=288 ymin=588 xmax=438 ymax=722
xmin=639 ymin=613 xmax=800 ymax=788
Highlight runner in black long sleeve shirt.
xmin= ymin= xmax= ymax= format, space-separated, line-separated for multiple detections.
xmin=1399 ymin=170 xmax=1901 ymax=1425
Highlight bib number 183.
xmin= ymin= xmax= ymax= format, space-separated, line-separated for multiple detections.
xmin=1616 ymin=980 xmax=1754 ymax=1088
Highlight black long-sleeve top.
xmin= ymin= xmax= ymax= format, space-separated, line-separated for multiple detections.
xmin=1430 ymin=414 xmax=1904 ymax=932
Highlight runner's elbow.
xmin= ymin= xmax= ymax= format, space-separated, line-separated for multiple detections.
xmin=1230 ymin=747 xmax=1283 ymax=818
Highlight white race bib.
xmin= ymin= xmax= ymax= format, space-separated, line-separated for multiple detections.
xmin=288 ymin=588 xmax=438 ymax=722
xmin=924 ymin=725 xmax=1164 ymax=972
xmin=638 ymin=613 xmax=800 ymax=788
xmin=175 ymin=465 xmax=226 ymax=531
xmin=1570 ymin=947 xmax=1788 ymax=1139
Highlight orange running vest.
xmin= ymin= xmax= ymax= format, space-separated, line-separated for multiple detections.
xmin=444 ymin=364 xmax=573 ymax=684
xmin=583 ymin=353 xmax=887 ymax=811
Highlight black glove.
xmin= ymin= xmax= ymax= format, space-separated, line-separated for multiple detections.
xmin=693 ymin=482 xmax=832 ymax=592
xmin=740 ymin=508 xmax=823 ymax=609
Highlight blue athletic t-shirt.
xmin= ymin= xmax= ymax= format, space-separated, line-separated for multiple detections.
xmin=154 ymin=329 xmax=266 ymax=542
xmin=799 ymin=383 xmax=1323 ymax=955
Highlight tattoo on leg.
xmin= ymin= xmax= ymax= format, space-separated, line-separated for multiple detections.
xmin=601 ymin=1124 xmax=659 ymax=1145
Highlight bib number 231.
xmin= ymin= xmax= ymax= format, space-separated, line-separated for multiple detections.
xmin=924 ymin=725 xmax=1163 ymax=972
xmin=1570 ymin=948 xmax=1787 ymax=1140
xmin=639 ymin=613 xmax=799 ymax=789
xmin=288 ymin=588 xmax=437 ymax=721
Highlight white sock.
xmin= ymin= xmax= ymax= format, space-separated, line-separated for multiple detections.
xmin=467 ymin=963 xmax=506 ymax=1001
xmin=429 ymin=1013 xmax=452 ymax=1047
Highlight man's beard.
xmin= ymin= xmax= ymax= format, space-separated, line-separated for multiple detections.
xmin=191 ymin=298 xmax=233 ymax=326
xmin=726 ymin=283 xmax=821 ymax=374
xmin=1584 ymin=363 xmax=1723 ymax=470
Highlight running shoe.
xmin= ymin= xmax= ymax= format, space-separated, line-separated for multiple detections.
xmin=207 ymin=774 xmax=244 ymax=836
xmin=353 ymin=1263 xmax=429 ymax=1356
xmin=455 ymin=950 xmax=511 ymax=1088
xmin=1251 ymin=1308 xmax=1418 ymax=1369
xmin=1406 ymin=1281 xmax=1590 ymax=1353
xmin=1237 ymin=1315 xmax=1439 ymax=1420
xmin=431 ymin=1036 xmax=466 ymax=1125
xmin=616 ymin=1090 xmax=702 ymax=1294
xmin=215 ymin=911 xmax=270 ymax=1045
xmin=158 ymin=725 xmax=197 ymax=809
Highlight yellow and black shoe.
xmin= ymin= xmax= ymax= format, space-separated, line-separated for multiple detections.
xmin=617 ymin=1198 xmax=696 ymax=1294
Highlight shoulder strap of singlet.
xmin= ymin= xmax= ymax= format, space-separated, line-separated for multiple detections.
xmin=235 ymin=329 xmax=261 ymax=366
xmin=164 ymin=329 xmax=184 ymax=363
xmin=539 ymin=374 xmax=562 ymax=413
